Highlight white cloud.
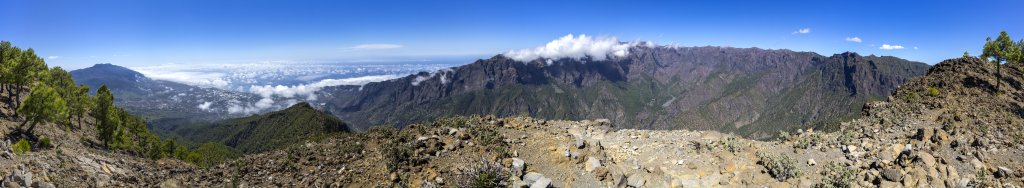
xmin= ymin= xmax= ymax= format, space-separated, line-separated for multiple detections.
xmin=845 ymin=37 xmax=862 ymax=43
xmin=504 ymin=34 xmax=636 ymax=62
xmin=410 ymin=69 xmax=454 ymax=86
xmin=47 ymin=56 xmax=60 ymax=60
xmin=226 ymin=99 xmax=276 ymax=115
xmin=411 ymin=75 xmax=430 ymax=86
xmin=914 ymin=46 xmax=919 ymax=50
xmin=349 ymin=44 xmax=404 ymax=49
xmin=249 ymin=74 xmax=401 ymax=100
xmin=134 ymin=66 xmax=232 ymax=88
xmin=792 ymin=28 xmax=811 ymax=34
xmin=197 ymin=101 xmax=213 ymax=111
xmin=254 ymin=98 xmax=274 ymax=109
xmin=879 ymin=44 xmax=905 ymax=50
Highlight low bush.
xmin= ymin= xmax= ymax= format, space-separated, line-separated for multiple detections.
xmin=12 ymin=139 xmax=31 ymax=155
xmin=383 ymin=140 xmax=414 ymax=172
xmin=39 ymin=137 xmax=52 ymax=148
xmin=455 ymin=159 xmax=510 ymax=188
xmin=756 ymin=151 xmax=800 ymax=181
xmin=719 ymin=136 xmax=744 ymax=153
xmin=793 ymin=137 xmax=811 ymax=149
xmin=816 ymin=162 xmax=856 ymax=188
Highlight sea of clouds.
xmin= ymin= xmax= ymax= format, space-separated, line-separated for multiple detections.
xmin=134 ymin=62 xmax=458 ymax=114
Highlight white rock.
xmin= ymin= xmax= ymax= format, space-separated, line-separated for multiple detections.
xmin=511 ymin=158 xmax=525 ymax=175
xmin=808 ymin=158 xmax=817 ymax=166
xmin=530 ymin=177 xmax=551 ymax=188
xmin=585 ymin=157 xmax=601 ymax=172
xmin=523 ymin=172 xmax=544 ymax=185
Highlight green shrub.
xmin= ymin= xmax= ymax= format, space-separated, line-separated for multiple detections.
xmin=928 ymin=87 xmax=939 ymax=97
xmin=816 ymin=162 xmax=856 ymax=188
xmin=756 ymin=151 xmax=800 ymax=181
xmin=469 ymin=125 xmax=503 ymax=147
xmin=39 ymin=137 xmax=52 ymax=148
xmin=12 ymin=139 xmax=31 ymax=155
xmin=777 ymin=131 xmax=791 ymax=141
xmin=793 ymin=136 xmax=810 ymax=149
xmin=719 ymin=136 xmax=744 ymax=153
xmin=904 ymin=92 xmax=919 ymax=101
xmin=455 ymin=159 xmax=510 ymax=188
xmin=383 ymin=140 xmax=413 ymax=172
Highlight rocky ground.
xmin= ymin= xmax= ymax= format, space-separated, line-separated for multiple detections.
xmin=2 ymin=57 xmax=1023 ymax=187
xmin=0 ymin=112 xmax=195 ymax=187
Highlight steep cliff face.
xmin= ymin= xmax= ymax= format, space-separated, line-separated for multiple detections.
xmin=321 ymin=46 xmax=929 ymax=138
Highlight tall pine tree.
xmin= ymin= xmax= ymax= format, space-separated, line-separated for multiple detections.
xmin=95 ymin=85 xmax=124 ymax=148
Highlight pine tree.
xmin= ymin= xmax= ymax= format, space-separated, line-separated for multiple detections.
xmin=7 ymin=48 xmax=49 ymax=113
xmin=70 ymin=84 xmax=91 ymax=129
xmin=45 ymin=67 xmax=78 ymax=127
xmin=16 ymin=83 xmax=68 ymax=134
xmin=0 ymin=42 xmax=22 ymax=108
xmin=95 ymin=85 xmax=123 ymax=148
xmin=981 ymin=31 xmax=1020 ymax=92
xmin=0 ymin=41 xmax=10 ymax=94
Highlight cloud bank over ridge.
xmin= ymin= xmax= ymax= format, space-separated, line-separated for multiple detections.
xmin=504 ymin=34 xmax=636 ymax=62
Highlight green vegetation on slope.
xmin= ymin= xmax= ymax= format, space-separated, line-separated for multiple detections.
xmin=164 ymin=102 xmax=350 ymax=154
xmin=1 ymin=40 xmax=201 ymax=164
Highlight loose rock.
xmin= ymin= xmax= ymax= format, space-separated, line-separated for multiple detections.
xmin=881 ymin=168 xmax=903 ymax=182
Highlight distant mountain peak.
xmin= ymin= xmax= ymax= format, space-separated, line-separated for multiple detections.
xmin=73 ymin=63 xmax=147 ymax=80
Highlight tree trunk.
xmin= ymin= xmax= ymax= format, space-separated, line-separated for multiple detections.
xmin=997 ymin=63 xmax=1002 ymax=93
xmin=13 ymin=84 xmax=22 ymax=117
xmin=18 ymin=118 xmax=28 ymax=130
xmin=26 ymin=120 xmax=38 ymax=134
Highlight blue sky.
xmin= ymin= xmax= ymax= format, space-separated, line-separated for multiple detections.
xmin=1 ymin=0 xmax=1021 ymax=69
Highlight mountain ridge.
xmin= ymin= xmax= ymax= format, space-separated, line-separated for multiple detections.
xmin=158 ymin=102 xmax=350 ymax=154
xmin=321 ymin=46 xmax=930 ymax=138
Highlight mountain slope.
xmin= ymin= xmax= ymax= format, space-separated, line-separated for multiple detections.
xmin=321 ymin=46 xmax=930 ymax=138
xmin=70 ymin=64 xmax=260 ymax=126
xmin=161 ymin=102 xmax=350 ymax=153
